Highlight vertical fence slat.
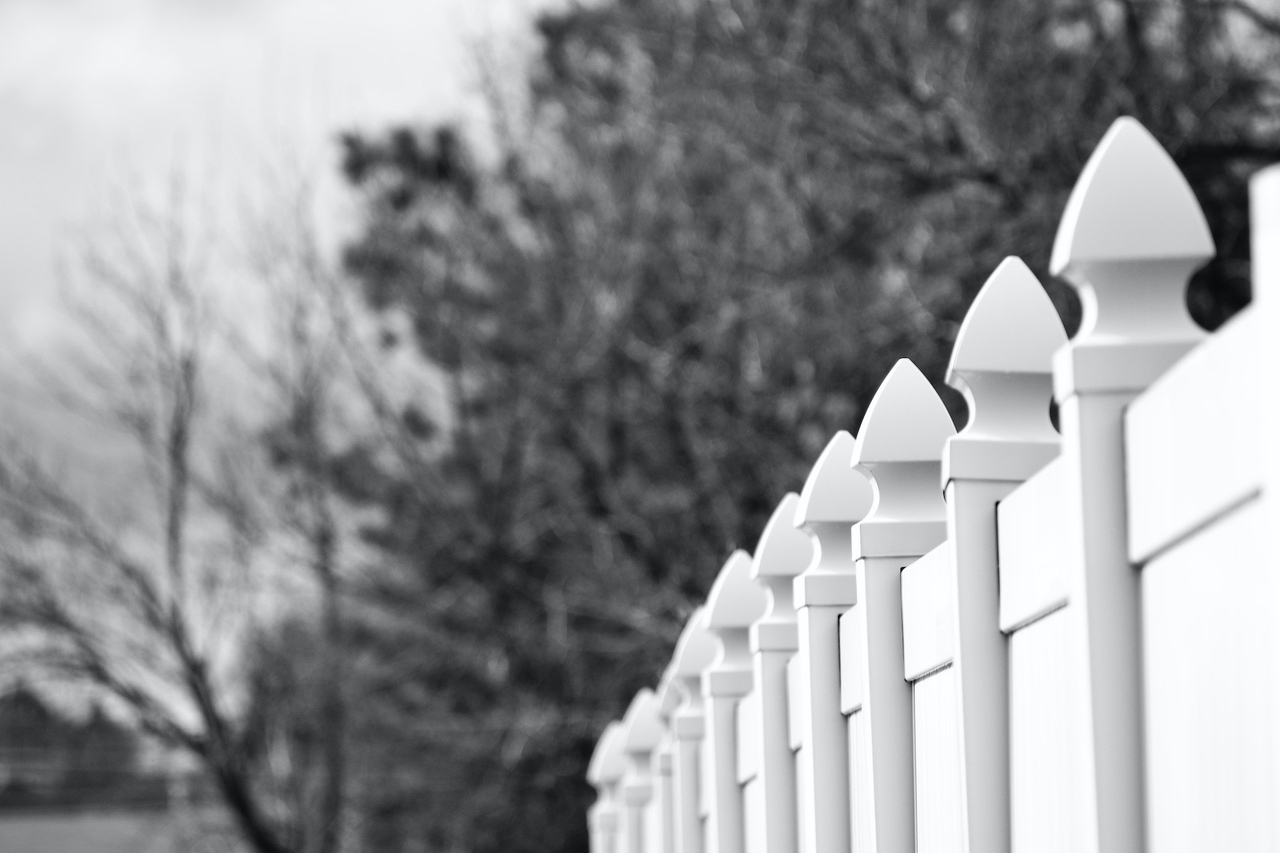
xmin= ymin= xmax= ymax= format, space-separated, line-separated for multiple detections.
xmin=1249 ymin=163 xmax=1280 ymax=853
xmin=657 ymin=663 xmax=686 ymax=853
xmin=940 ymin=256 xmax=1065 ymax=853
xmin=747 ymin=492 xmax=813 ymax=853
xmin=845 ymin=358 xmax=952 ymax=853
xmin=702 ymin=551 xmax=766 ymax=853
xmin=589 ymin=722 xmax=629 ymax=853
xmin=791 ymin=431 xmax=874 ymax=853
xmin=622 ymin=689 xmax=666 ymax=853
xmin=671 ymin=609 xmax=718 ymax=853
xmin=1049 ymin=116 xmax=1214 ymax=853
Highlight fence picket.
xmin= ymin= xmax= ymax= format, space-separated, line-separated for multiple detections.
xmin=700 ymin=551 xmax=767 ymax=853
xmin=1049 ymin=116 xmax=1214 ymax=853
xmin=589 ymin=721 xmax=628 ymax=853
xmin=936 ymin=257 xmax=1065 ymax=853
xmin=621 ymin=689 xmax=666 ymax=853
xmin=1250 ymin=164 xmax=1280 ymax=853
xmin=746 ymin=493 xmax=813 ymax=853
xmin=843 ymin=359 xmax=953 ymax=853
xmin=670 ymin=608 xmax=718 ymax=853
xmin=790 ymin=431 xmax=873 ymax=853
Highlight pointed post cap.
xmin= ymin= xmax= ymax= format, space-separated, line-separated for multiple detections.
xmin=621 ymin=688 xmax=665 ymax=754
xmin=705 ymin=550 xmax=767 ymax=630
xmin=947 ymin=257 xmax=1067 ymax=381
xmin=751 ymin=493 xmax=813 ymax=580
xmin=944 ymin=259 xmax=1064 ymax=481
xmin=794 ymin=431 xmax=874 ymax=525
xmin=852 ymin=360 xmax=952 ymax=557
xmin=587 ymin=721 xmax=628 ymax=786
xmin=671 ymin=606 xmax=717 ymax=679
xmin=1050 ymin=117 xmax=1213 ymax=274
xmin=853 ymin=359 xmax=955 ymax=465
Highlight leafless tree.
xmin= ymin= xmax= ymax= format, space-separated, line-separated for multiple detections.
xmin=0 ymin=165 xmax=370 ymax=853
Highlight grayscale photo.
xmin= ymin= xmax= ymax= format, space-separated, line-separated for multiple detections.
xmin=0 ymin=1 xmax=1277 ymax=852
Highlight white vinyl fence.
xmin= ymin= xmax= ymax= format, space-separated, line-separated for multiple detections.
xmin=585 ymin=116 xmax=1280 ymax=853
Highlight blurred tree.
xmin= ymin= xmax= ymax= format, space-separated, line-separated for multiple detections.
xmin=0 ymin=169 xmax=382 ymax=853
xmin=336 ymin=1 xmax=1280 ymax=851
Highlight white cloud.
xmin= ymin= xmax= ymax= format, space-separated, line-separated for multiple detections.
xmin=0 ymin=0 xmax=564 ymax=353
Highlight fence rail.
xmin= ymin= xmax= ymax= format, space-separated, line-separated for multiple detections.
xmin=585 ymin=116 xmax=1280 ymax=853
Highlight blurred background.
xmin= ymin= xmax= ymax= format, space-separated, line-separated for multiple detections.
xmin=0 ymin=0 xmax=1274 ymax=851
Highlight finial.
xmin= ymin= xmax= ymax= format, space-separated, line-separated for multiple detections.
xmin=671 ymin=607 xmax=717 ymax=679
xmin=704 ymin=550 xmax=767 ymax=694
xmin=948 ymin=257 xmax=1066 ymax=380
xmin=705 ymin=550 xmax=767 ymax=632
xmin=621 ymin=688 xmax=665 ymax=756
xmin=854 ymin=360 xmax=954 ymax=465
xmin=794 ymin=431 xmax=873 ymax=526
xmin=1049 ymin=118 xmax=1212 ymax=387
xmin=1051 ymin=117 xmax=1213 ymax=274
xmin=852 ymin=360 xmax=953 ymax=557
xmin=667 ymin=607 xmax=715 ymax=753
xmin=587 ymin=721 xmax=628 ymax=787
xmin=943 ymin=258 xmax=1064 ymax=483
xmin=751 ymin=492 xmax=813 ymax=619
xmin=792 ymin=431 xmax=874 ymax=607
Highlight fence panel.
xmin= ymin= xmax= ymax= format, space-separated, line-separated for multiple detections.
xmin=900 ymin=544 xmax=959 ymax=852
xmin=583 ymin=117 xmax=1280 ymax=853
xmin=1141 ymin=500 xmax=1274 ymax=852
xmin=1250 ymin=163 xmax=1280 ymax=853
xmin=1127 ymin=162 xmax=1280 ymax=853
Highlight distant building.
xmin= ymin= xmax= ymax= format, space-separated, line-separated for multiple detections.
xmin=0 ymin=685 xmax=245 ymax=852
xmin=0 ymin=683 xmax=163 ymax=809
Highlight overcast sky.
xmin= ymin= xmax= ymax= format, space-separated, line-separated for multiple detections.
xmin=0 ymin=0 xmax=559 ymax=355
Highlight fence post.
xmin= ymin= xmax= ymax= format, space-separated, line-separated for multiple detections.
xmin=1250 ymin=162 xmax=1280 ymax=853
xmin=702 ymin=550 xmax=768 ymax=853
xmin=671 ymin=607 xmax=719 ymax=853
xmin=844 ymin=358 xmax=953 ymax=853
xmin=589 ymin=721 xmax=628 ymax=853
xmin=747 ymin=492 xmax=813 ymax=853
xmin=942 ymin=258 xmax=1065 ymax=852
xmin=657 ymin=666 xmax=681 ymax=853
xmin=622 ymin=688 xmax=666 ymax=853
xmin=1049 ymin=116 xmax=1213 ymax=853
xmin=791 ymin=430 xmax=874 ymax=853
